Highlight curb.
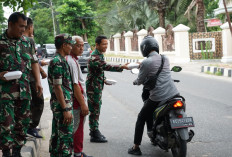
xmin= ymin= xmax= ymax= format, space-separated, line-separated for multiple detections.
xmin=105 ymin=56 xmax=232 ymax=78
xmin=105 ymin=57 xmax=142 ymax=63
xmin=21 ymin=137 xmax=41 ymax=157
xmin=201 ymin=66 xmax=232 ymax=77
xmin=0 ymin=137 xmax=41 ymax=157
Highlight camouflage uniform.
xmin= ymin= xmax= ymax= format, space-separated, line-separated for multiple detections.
xmin=0 ymin=31 xmax=37 ymax=149
xmin=86 ymin=49 xmax=123 ymax=131
xmin=48 ymin=53 xmax=74 ymax=157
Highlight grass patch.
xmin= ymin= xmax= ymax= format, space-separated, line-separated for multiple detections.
xmin=215 ymin=71 xmax=222 ymax=76
xmin=209 ymin=64 xmax=232 ymax=69
xmin=105 ymin=53 xmax=144 ymax=59
xmin=205 ymin=71 xmax=222 ymax=76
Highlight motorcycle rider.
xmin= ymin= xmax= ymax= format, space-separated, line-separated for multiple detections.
xmin=128 ymin=36 xmax=179 ymax=155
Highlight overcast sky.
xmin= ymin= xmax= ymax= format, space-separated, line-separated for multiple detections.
xmin=3 ymin=6 xmax=13 ymax=19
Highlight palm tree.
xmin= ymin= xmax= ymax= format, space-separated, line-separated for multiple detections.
xmin=223 ymin=0 xmax=232 ymax=36
xmin=185 ymin=0 xmax=206 ymax=32
xmin=147 ymin=0 xmax=170 ymax=28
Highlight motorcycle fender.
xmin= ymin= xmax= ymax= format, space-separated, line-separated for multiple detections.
xmin=177 ymin=128 xmax=189 ymax=140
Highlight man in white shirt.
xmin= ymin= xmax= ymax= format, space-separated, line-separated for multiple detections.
xmin=66 ymin=36 xmax=92 ymax=157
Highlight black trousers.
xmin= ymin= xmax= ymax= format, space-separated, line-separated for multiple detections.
xmin=134 ymin=99 xmax=160 ymax=145
xmin=29 ymin=81 xmax=44 ymax=129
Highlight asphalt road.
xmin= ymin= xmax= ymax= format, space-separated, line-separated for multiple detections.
xmin=82 ymin=70 xmax=232 ymax=157
xmin=39 ymin=67 xmax=232 ymax=157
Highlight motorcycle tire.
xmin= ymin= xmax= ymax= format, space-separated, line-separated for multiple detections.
xmin=171 ymin=132 xmax=187 ymax=157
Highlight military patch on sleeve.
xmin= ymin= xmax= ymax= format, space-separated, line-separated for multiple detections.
xmin=33 ymin=54 xmax=38 ymax=61
xmin=53 ymin=78 xmax=62 ymax=85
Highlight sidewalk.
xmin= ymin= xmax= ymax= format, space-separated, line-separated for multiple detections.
xmin=0 ymin=100 xmax=51 ymax=157
xmin=105 ymin=57 xmax=232 ymax=79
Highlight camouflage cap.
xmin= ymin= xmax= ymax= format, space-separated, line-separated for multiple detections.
xmin=55 ymin=33 xmax=76 ymax=45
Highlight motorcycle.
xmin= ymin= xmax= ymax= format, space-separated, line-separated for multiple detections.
xmin=131 ymin=66 xmax=195 ymax=157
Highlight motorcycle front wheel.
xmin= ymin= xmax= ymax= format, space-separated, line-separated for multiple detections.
xmin=171 ymin=132 xmax=187 ymax=157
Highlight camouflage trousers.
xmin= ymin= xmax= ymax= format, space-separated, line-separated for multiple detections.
xmin=49 ymin=102 xmax=74 ymax=157
xmin=0 ymin=99 xmax=31 ymax=150
xmin=87 ymin=92 xmax=102 ymax=131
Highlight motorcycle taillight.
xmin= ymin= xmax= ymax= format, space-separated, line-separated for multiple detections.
xmin=173 ymin=100 xmax=183 ymax=108
xmin=177 ymin=114 xmax=183 ymax=118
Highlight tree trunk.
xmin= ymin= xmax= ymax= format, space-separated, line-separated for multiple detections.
xmin=157 ymin=2 xmax=166 ymax=28
xmin=80 ymin=19 xmax=88 ymax=42
xmin=158 ymin=9 xmax=165 ymax=28
xmin=223 ymin=0 xmax=232 ymax=36
xmin=196 ymin=0 xmax=206 ymax=32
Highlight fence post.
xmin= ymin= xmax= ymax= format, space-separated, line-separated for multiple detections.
xmin=113 ymin=33 xmax=121 ymax=55
xmin=137 ymin=29 xmax=148 ymax=52
xmin=173 ymin=24 xmax=190 ymax=63
xmin=221 ymin=22 xmax=232 ymax=63
xmin=124 ymin=31 xmax=133 ymax=55
xmin=153 ymin=27 xmax=166 ymax=53
xmin=106 ymin=39 xmax=110 ymax=54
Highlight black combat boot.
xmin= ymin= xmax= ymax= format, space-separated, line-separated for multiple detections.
xmin=2 ymin=149 xmax=11 ymax=157
xmin=12 ymin=147 xmax=22 ymax=157
xmin=89 ymin=130 xmax=107 ymax=143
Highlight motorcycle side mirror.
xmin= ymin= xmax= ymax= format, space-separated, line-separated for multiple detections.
xmin=171 ymin=66 xmax=182 ymax=72
xmin=131 ymin=68 xmax=139 ymax=74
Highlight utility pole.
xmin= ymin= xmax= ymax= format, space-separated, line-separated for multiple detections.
xmin=38 ymin=0 xmax=56 ymax=37
xmin=50 ymin=0 xmax=56 ymax=37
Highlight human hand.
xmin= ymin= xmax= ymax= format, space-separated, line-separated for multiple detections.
xmin=35 ymin=82 xmax=43 ymax=97
xmin=41 ymin=60 xmax=48 ymax=66
xmin=0 ymin=71 xmax=8 ymax=81
xmin=63 ymin=111 xmax=73 ymax=125
xmin=80 ymin=104 xmax=89 ymax=116
xmin=41 ymin=71 xmax=47 ymax=79
xmin=121 ymin=63 xmax=130 ymax=70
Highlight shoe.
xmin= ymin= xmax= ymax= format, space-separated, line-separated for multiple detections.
xmin=35 ymin=127 xmax=41 ymax=131
xmin=89 ymin=130 xmax=107 ymax=143
xmin=27 ymin=128 xmax=43 ymax=138
xmin=74 ymin=152 xmax=93 ymax=157
xmin=90 ymin=136 xmax=108 ymax=143
xmin=128 ymin=146 xmax=142 ymax=155
xmin=12 ymin=147 xmax=22 ymax=157
xmin=2 ymin=149 xmax=11 ymax=157
xmin=89 ymin=130 xmax=106 ymax=138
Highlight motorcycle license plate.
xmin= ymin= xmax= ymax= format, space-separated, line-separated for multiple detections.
xmin=170 ymin=117 xmax=194 ymax=129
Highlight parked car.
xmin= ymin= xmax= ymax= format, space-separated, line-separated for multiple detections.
xmin=42 ymin=44 xmax=56 ymax=58
xmin=78 ymin=42 xmax=91 ymax=71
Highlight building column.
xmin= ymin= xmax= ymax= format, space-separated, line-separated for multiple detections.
xmin=137 ymin=29 xmax=148 ymax=52
xmin=153 ymin=27 xmax=166 ymax=53
xmin=124 ymin=31 xmax=133 ymax=55
xmin=173 ymin=24 xmax=190 ymax=63
xmin=220 ymin=22 xmax=232 ymax=63
xmin=113 ymin=33 xmax=121 ymax=55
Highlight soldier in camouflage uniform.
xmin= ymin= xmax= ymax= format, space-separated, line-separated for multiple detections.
xmin=86 ymin=35 xmax=129 ymax=143
xmin=0 ymin=12 xmax=42 ymax=157
xmin=48 ymin=33 xmax=76 ymax=157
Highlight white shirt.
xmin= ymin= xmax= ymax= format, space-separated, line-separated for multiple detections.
xmin=66 ymin=55 xmax=87 ymax=104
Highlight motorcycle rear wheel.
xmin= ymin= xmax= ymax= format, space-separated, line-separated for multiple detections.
xmin=171 ymin=133 xmax=187 ymax=157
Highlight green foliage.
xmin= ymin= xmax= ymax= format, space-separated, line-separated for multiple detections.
xmin=201 ymin=42 xmax=205 ymax=59
xmin=0 ymin=3 xmax=6 ymax=33
xmin=57 ymin=0 xmax=97 ymax=43
xmin=0 ymin=0 xmax=37 ymax=14
xmin=102 ymin=1 xmax=159 ymax=36
xmin=30 ymin=8 xmax=54 ymax=44
xmin=34 ymin=27 xmax=50 ymax=46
